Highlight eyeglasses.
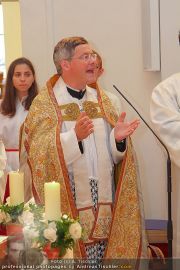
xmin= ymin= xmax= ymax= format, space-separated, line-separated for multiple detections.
xmin=70 ymin=53 xmax=97 ymax=62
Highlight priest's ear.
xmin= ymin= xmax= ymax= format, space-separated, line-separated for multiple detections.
xmin=60 ymin=59 xmax=71 ymax=72
xmin=97 ymin=67 xmax=104 ymax=79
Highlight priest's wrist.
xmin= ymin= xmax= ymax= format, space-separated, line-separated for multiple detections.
xmin=78 ymin=141 xmax=84 ymax=154
xmin=115 ymin=138 xmax=126 ymax=152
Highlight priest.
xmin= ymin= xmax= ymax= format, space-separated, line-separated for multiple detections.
xmin=20 ymin=36 xmax=147 ymax=261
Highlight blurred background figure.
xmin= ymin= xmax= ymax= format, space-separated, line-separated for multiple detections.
xmin=150 ymin=73 xmax=180 ymax=258
xmin=87 ymin=50 xmax=104 ymax=87
xmin=19 ymin=248 xmax=48 ymax=269
xmin=0 ymin=57 xmax=38 ymax=203
xmin=0 ymin=236 xmax=25 ymax=268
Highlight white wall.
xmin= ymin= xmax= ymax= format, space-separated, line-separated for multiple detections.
xmin=2 ymin=1 xmax=22 ymax=70
xmin=19 ymin=0 xmax=55 ymax=87
xmin=19 ymin=0 xmax=168 ymax=220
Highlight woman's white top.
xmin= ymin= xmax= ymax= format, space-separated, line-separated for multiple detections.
xmin=0 ymin=98 xmax=28 ymax=200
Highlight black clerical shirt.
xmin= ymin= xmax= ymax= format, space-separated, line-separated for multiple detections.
xmin=67 ymin=86 xmax=86 ymax=100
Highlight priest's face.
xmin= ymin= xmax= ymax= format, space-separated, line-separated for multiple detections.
xmin=62 ymin=44 xmax=96 ymax=90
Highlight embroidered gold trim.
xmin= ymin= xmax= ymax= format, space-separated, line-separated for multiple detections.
xmin=61 ymin=103 xmax=80 ymax=121
xmin=60 ymin=101 xmax=103 ymax=121
xmin=101 ymin=92 xmax=118 ymax=124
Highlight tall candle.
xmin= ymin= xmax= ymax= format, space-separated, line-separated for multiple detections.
xmin=9 ymin=171 xmax=24 ymax=205
xmin=44 ymin=182 xmax=61 ymax=221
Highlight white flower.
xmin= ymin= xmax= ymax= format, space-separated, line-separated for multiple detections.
xmin=0 ymin=210 xmax=11 ymax=223
xmin=18 ymin=210 xmax=34 ymax=225
xmin=23 ymin=226 xmax=39 ymax=239
xmin=24 ymin=198 xmax=35 ymax=211
xmin=69 ymin=222 xmax=82 ymax=240
xmin=62 ymin=214 xmax=68 ymax=219
xmin=40 ymin=212 xmax=48 ymax=224
xmin=44 ymin=226 xmax=57 ymax=243
xmin=26 ymin=197 xmax=35 ymax=205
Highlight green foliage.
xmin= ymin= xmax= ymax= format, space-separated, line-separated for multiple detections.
xmin=0 ymin=202 xmax=24 ymax=223
xmin=51 ymin=216 xmax=75 ymax=256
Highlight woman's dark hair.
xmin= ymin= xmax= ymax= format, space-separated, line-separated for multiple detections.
xmin=1 ymin=57 xmax=38 ymax=117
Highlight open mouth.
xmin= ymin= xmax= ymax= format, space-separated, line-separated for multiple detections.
xmin=86 ymin=69 xmax=94 ymax=74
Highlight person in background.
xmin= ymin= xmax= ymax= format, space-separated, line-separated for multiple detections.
xmin=150 ymin=73 xmax=180 ymax=259
xmin=87 ymin=50 xmax=148 ymax=261
xmin=7 ymin=237 xmax=25 ymax=265
xmin=88 ymin=49 xmax=124 ymax=118
xmin=0 ymin=57 xmax=38 ymax=203
xmin=20 ymin=36 xmax=147 ymax=261
xmin=87 ymin=50 xmax=104 ymax=87
xmin=0 ymin=236 xmax=25 ymax=268
xmin=18 ymin=248 xmax=48 ymax=269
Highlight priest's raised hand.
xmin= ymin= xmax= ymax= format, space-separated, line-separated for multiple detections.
xmin=114 ymin=112 xmax=140 ymax=142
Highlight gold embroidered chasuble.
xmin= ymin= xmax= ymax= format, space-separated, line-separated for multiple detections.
xmin=20 ymin=75 xmax=147 ymax=260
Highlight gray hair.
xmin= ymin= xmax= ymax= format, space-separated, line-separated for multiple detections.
xmin=53 ymin=36 xmax=88 ymax=74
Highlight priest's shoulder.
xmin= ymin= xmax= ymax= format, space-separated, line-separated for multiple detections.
xmin=31 ymin=86 xmax=50 ymax=107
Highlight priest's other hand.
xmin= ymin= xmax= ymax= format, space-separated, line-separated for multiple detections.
xmin=114 ymin=112 xmax=140 ymax=142
xmin=75 ymin=112 xmax=94 ymax=141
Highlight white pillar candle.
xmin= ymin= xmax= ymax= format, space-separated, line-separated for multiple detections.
xmin=44 ymin=181 xmax=61 ymax=221
xmin=9 ymin=171 xmax=24 ymax=205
